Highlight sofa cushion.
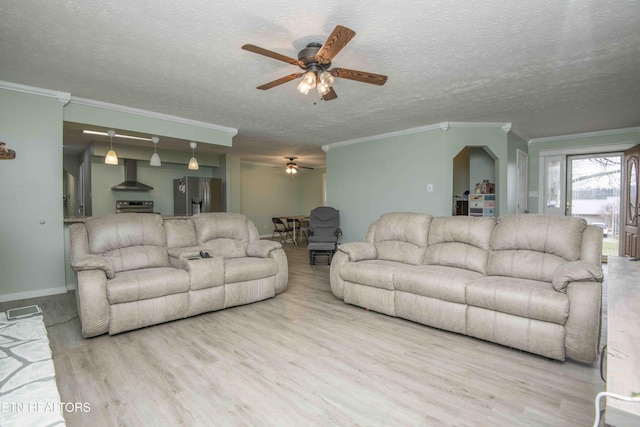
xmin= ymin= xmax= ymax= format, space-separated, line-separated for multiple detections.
xmin=367 ymin=212 xmax=432 ymax=265
xmin=85 ymin=214 xmax=169 ymax=272
xmin=224 ymin=257 xmax=279 ymax=283
xmin=466 ymin=276 xmax=569 ymax=325
xmin=340 ymin=260 xmax=408 ymax=291
xmin=394 ymin=265 xmax=482 ymax=304
xmin=491 ymin=215 xmax=587 ymax=260
xmin=164 ymin=218 xmax=197 ymax=248
xmin=193 ymin=213 xmax=250 ymax=258
xmin=425 ymin=216 xmax=495 ymax=273
xmin=488 ymin=215 xmax=587 ymax=282
xmin=107 ymin=267 xmax=190 ymax=304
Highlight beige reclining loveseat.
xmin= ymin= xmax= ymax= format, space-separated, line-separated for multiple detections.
xmin=70 ymin=212 xmax=288 ymax=337
xmin=330 ymin=213 xmax=603 ymax=363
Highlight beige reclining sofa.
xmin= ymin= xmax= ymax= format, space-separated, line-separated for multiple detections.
xmin=70 ymin=212 xmax=288 ymax=337
xmin=330 ymin=213 xmax=604 ymax=363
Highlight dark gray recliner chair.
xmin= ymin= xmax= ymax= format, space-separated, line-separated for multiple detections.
xmin=307 ymin=206 xmax=341 ymax=265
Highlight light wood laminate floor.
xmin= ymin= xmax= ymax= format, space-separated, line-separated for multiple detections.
xmin=1 ymin=243 xmax=607 ymax=426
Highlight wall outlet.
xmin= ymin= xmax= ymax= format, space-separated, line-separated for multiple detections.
xmin=427 ymin=184 xmax=433 ymax=192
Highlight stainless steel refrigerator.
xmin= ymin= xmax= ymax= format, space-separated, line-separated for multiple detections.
xmin=173 ymin=177 xmax=223 ymax=215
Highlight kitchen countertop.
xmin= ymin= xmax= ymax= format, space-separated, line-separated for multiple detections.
xmin=64 ymin=215 xmax=193 ymax=224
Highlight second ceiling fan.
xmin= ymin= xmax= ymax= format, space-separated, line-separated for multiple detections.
xmin=242 ymin=25 xmax=388 ymax=101
xmin=280 ymin=157 xmax=313 ymax=175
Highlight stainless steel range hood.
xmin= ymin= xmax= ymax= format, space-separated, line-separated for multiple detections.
xmin=111 ymin=159 xmax=153 ymax=191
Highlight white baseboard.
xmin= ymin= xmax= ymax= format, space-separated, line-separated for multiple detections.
xmin=0 ymin=286 xmax=69 ymax=303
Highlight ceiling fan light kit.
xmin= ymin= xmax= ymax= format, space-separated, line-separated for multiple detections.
xmin=282 ymin=157 xmax=313 ymax=175
xmin=285 ymin=164 xmax=298 ymax=174
xmin=296 ymin=70 xmax=317 ymax=95
xmin=242 ymin=25 xmax=387 ymax=101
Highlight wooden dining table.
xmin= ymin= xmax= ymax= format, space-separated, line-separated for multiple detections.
xmin=280 ymin=215 xmax=310 ymax=244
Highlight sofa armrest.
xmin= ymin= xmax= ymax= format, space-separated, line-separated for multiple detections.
xmin=552 ymin=261 xmax=603 ymax=292
xmin=338 ymin=242 xmax=377 ymax=262
xmin=76 ymin=270 xmax=110 ymax=337
xmin=184 ymin=256 xmax=224 ymax=290
xmin=565 ymin=280 xmax=602 ymax=364
xmin=71 ymin=254 xmax=114 ymax=279
xmin=247 ymin=240 xmax=282 ymax=258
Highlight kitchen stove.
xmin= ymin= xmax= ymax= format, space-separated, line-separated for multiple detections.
xmin=115 ymin=200 xmax=154 ymax=213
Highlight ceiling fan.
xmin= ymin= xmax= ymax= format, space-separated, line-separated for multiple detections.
xmin=242 ymin=25 xmax=388 ymax=101
xmin=280 ymin=157 xmax=313 ymax=174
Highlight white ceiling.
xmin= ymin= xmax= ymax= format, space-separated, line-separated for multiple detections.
xmin=2 ymin=1 xmax=640 ymax=168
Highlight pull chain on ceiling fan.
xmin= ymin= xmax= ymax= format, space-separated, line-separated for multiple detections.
xmin=242 ymin=25 xmax=388 ymax=101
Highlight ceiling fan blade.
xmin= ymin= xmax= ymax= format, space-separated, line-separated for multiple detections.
xmin=256 ymin=73 xmax=303 ymax=90
xmin=321 ymin=87 xmax=338 ymax=101
xmin=298 ymin=166 xmax=315 ymax=170
xmin=317 ymin=25 xmax=356 ymax=63
xmin=330 ymin=68 xmax=388 ymax=86
xmin=242 ymin=44 xmax=304 ymax=67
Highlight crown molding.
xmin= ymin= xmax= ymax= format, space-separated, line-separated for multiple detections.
xmin=0 ymin=80 xmax=71 ymax=105
xmin=528 ymin=126 xmax=640 ymax=144
xmin=0 ymin=80 xmax=238 ymax=136
xmin=323 ymin=121 xmax=513 ymax=151
xmin=69 ymin=96 xmax=238 ymax=136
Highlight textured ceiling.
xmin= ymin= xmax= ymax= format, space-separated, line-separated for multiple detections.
xmin=1 ymin=1 xmax=639 ymax=168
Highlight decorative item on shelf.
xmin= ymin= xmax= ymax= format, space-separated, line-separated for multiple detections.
xmin=485 ymin=182 xmax=495 ymax=194
xmin=150 ymin=136 xmax=161 ymax=167
xmin=188 ymin=142 xmax=199 ymax=170
xmin=104 ymin=129 xmax=119 ymax=165
xmin=474 ymin=182 xmax=481 ymax=194
xmin=0 ymin=142 xmax=16 ymax=160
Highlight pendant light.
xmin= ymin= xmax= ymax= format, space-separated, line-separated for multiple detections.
xmin=188 ymin=141 xmax=199 ymax=170
xmin=104 ymin=129 xmax=118 ymax=165
xmin=150 ymin=136 xmax=161 ymax=167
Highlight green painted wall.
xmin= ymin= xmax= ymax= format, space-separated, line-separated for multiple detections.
xmin=0 ymin=88 xmax=66 ymax=300
xmin=527 ymin=129 xmax=639 ymax=213
xmin=240 ymin=163 xmax=325 ymax=236
xmin=326 ymin=125 xmax=511 ymax=242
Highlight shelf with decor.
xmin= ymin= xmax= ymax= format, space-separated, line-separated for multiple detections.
xmin=468 ymin=194 xmax=496 ymax=217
